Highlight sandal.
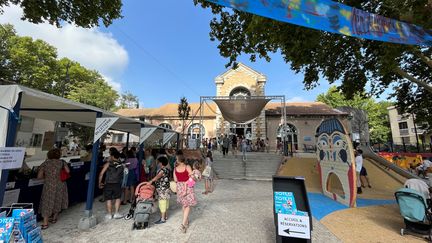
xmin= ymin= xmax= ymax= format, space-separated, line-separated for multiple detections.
xmin=49 ymin=219 xmax=57 ymax=224
xmin=41 ymin=225 xmax=49 ymax=230
xmin=180 ymin=224 xmax=187 ymax=233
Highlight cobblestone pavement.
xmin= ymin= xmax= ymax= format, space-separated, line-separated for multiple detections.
xmin=43 ymin=180 xmax=341 ymax=243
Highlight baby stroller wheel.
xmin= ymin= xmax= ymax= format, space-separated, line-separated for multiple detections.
xmin=144 ymin=222 xmax=149 ymax=229
xmin=400 ymin=228 xmax=404 ymax=236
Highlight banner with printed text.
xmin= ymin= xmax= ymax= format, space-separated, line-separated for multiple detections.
xmin=206 ymin=0 xmax=432 ymax=46
xmin=94 ymin=117 xmax=119 ymax=143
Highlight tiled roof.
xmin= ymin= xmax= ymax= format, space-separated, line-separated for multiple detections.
xmin=116 ymin=101 xmax=346 ymax=118
xmin=265 ymin=102 xmax=346 ymax=116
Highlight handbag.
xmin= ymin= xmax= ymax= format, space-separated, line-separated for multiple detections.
xmin=169 ymin=181 xmax=177 ymax=193
xmin=202 ymin=166 xmax=212 ymax=178
xmin=60 ymin=167 xmax=70 ymax=182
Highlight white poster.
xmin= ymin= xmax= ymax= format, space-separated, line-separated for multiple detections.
xmin=2 ymin=189 xmax=20 ymax=207
xmin=94 ymin=117 xmax=119 ymax=143
xmin=163 ymin=132 xmax=176 ymax=145
xmin=277 ymin=213 xmax=311 ymax=240
xmin=0 ymin=147 xmax=25 ymax=170
xmin=139 ymin=127 xmax=157 ymax=144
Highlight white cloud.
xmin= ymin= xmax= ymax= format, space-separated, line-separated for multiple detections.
xmin=286 ymin=96 xmax=306 ymax=102
xmin=0 ymin=5 xmax=128 ymax=91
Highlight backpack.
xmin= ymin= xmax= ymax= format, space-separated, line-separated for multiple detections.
xmin=105 ymin=161 xmax=124 ymax=184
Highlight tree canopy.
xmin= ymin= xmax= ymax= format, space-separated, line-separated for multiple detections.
xmin=317 ymin=86 xmax=393 ymax=143
xmin=0 ymin=0 xmax=122 ymax=27
xmin=195 ymin=0 xmax=432 ymax=122
xmin=1 ymin=24 xmax=120 ymax=103
xmin=118 ymin=91 xmax=140 ymax=109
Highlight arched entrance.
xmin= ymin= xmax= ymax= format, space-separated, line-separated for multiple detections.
xmin=277 ymin=123 xmax=298 ymax=150
xmin=229 ymin=86 xmax=252 ymax=136
xmin=188 ymin=123 xmax=205 ymax=140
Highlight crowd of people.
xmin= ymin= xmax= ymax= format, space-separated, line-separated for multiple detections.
xmin=36 ymin=143 xmax=216 ymax=233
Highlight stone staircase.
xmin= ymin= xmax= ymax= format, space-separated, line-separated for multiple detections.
xmin=212 ymin=151 xmax=282 ymax=180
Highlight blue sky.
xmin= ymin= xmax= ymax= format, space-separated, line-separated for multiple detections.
xmin=98 ymin=1 xmax=335 ymax=107
xmin=0 ymin=1 xmax=339 ymax=108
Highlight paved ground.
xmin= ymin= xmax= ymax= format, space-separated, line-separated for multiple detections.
xmin=42 ymin=179 xmax=340 ymax=243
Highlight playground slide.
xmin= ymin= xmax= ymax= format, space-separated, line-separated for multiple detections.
xmin=360 ymin=145 xmax=422 ymax=180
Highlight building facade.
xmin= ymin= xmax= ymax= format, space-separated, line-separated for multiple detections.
xmin=116 ymin=64 xmax=348 ymax=151
xmin=388 ymin=106 xmax=432 ymax=146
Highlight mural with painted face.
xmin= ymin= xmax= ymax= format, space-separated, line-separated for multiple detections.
xmin=316 ymin=118 xmax=356 ymax=207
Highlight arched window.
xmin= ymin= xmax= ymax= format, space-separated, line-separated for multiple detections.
xmin=188 ymin=123 xmax=205 ymax=140
xmin=229 ymin=86 xmax=251 ymax=97
xmin=159 ymin=123 xmax=173 ymax=130
xmin=277 ymin=123 xmax=299 ymax=150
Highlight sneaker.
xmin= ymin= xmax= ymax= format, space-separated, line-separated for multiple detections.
xmin=154 ymin=219 xmax=166 ymax=224
xmin=105 ymin=214 xmax=113 ymax=220
xmin=113 ymin=213 xmax=123 ymax=219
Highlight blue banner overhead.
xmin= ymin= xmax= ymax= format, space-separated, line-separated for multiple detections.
xmin=205 ymin=0 xmax=432 ymax=46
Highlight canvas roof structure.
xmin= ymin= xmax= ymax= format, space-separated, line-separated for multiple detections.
xmin=0 ymin=85 xmax=177 ymax=147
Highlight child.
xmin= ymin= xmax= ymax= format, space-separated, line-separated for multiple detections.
xmin=187 ymin=162 xmax=201 ymax=188
xmin=203 ymin=151 xmax=214 ymax=195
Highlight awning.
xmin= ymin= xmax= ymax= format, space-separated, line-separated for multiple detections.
xmin=0 ymin=85 xmax=178 ymax=146
xmin=214 ymin=98 xmax=270 ymax=124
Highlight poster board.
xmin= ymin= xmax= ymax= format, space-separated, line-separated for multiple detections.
xmin=273 ymin=176 xmax=312 ymax=243
xmin=42 ymin=131 xmax=54 ymax=151
xmin=0 ymin=147 xmax=25 ymax=170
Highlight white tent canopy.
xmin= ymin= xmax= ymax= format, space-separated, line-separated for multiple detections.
xmin=0 ymin=85 xmax=178 ymax=146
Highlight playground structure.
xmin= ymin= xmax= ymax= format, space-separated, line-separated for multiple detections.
xmin=316 ymin=118 xmax=356 ymax=207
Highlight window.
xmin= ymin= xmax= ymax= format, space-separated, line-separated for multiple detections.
xmin=398 ymin=122 xmax=408 ymax=129
xmin=159 ymin=123 xmax=173 ymax=130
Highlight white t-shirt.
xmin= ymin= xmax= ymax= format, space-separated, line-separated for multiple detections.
xmin=423 ymin=160 xmax=432 ymax=169
xmin=355 ymin=155 xmax=363 ymax=172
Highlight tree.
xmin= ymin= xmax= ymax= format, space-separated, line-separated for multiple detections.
xmin=0 ymin=24 xmax=121 ymax=144
xmin=66 ymin=79 xmax=119 ymax=145
xmin=178 ymin=97 xmax=191 ymax=147
xmin=118 ymin=91 xmax=139 ymax=109
xmin=195 ymin=0 xmax=432 ymax=122
xmin=317 ymin=86 xmax=392 ymax=143
xmin=0 ymin=0 xmax=122 ymax=28
xmin=67 ymin=79 xmax=119 ymax=111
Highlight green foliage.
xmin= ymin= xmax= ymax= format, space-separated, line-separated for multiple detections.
xmin=317 ymin=86 xmax=393 ymax=143
xmin=195 ymin=0 xmax=432 ymax=122
xmin=178 ymin=97 xmax=191 ymax=121
xmin=0 ymin=24 xmax=121 ymax=143
xmin=0 ymin=0 xmax=122 ymax=28
xmin=67 ymin=79 xmax=119 ymax=111
xmin=118 ymin=91 xmax=139 ymax=109
xmin=178 ymin=97 xmax=191 ymax=144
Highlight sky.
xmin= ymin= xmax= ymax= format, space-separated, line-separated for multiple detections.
xmin=0 ymin=1 xmax=337 ymax=108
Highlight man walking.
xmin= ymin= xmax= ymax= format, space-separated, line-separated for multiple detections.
xmin=99 ymin=150 xmax=124 ymax=220
xmin=222 ymin=134 xmax=230 ymax=157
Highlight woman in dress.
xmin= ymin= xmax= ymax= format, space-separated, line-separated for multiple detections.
xmin=146 ymin=156 xmax=171 ymax=224
xmin=37 ymin=149 xmax=69 ymax=229
xmin=174 ymin=154 xmax=196 ymax=233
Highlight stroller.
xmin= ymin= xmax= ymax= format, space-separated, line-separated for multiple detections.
xmin=125 ymin=182 xmax=155 ymax=230
xmin=395 ymin=188 xmax=432 ymax=241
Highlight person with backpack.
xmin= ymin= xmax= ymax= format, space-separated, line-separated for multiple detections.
xmin=99 ymin=150 xmax=124 ymax=220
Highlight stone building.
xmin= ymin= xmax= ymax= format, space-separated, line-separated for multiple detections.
xmin=116 ymin=63 xmax=348 ymax=151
